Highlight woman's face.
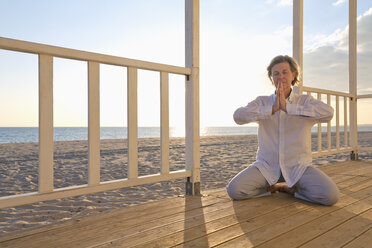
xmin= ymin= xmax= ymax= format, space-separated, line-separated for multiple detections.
xmin=271 ymin=62 xmax=296 ymax=93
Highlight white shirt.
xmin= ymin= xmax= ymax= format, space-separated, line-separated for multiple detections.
xmin=233 ymin=87 xmax=334 ymax=187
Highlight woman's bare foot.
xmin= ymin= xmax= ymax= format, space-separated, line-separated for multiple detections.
xmin=267 ymin=183 xmax=297 ymax=195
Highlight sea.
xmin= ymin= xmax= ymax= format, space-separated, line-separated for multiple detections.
xmin=0 ymin=125 xmax=372 ymax=144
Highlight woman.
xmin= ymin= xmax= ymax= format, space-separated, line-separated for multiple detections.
xmin=227 ymin=55 xmax=339 ymax=205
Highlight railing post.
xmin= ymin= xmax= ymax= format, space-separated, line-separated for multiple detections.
xmin=185 ymin=0 xmax=200 ymax=195
xmin=88 ymin=61 xmax=100 ymax=185
xmin=349 ymin=0 xmax=358 ymax=160
xmin=128 ymin=67 xmax=138 ymax=179
xmin=39 ymin=54 xmax=54 ymax=193
xmin=160 ymin=72 xmax=170 ymax=175
xmin=317 ymin=93 xmax=322 ymax=152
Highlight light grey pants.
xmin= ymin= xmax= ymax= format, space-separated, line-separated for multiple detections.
xmin=226 ymin=165 xmax=339 ymax=205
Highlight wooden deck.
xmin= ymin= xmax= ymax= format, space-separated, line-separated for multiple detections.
xmin=0 ymin=160 xmax=371 ymax=248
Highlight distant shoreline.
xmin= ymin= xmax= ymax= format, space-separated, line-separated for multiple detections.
xmin=1 ymin=126 xmax=372 ymax=144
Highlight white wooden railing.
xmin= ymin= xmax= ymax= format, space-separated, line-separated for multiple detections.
xmin=356 ymin=94 xmax=372 ymax=154
xmin=0 ymin=0 xmax=200 ymax=209
xmin=301 ymin=86 xmax=353 ymax=158
xmin=302 ymin=84 xmax=372 ymax=158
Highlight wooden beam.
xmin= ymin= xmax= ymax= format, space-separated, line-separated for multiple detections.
xmin=0 ymin=36 xmax=191 ymax=75
xmin=38 ymin=54 xmax=54 ymax=194
xmin=0 ymin=170 xmax=192 ymax=209
xmin=349 ymin=0 xmax=358 ymax=153
xmin=88 ymin=61 xmax=100 ymax=186
xmin=185 ymin=0 xmax=200 ymax=195
xmin=160 ymin=72 xmax=170 ymax=175
xmin=293 ymin=0 xmax=303 ymax=88
xmin=127 ymin=67 xmax=138 ymax=180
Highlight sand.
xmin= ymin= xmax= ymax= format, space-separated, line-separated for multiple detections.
xmin=0 ymin=133 xmax=371 ymax=235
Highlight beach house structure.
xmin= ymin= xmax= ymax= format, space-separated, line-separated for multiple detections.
xmin=0 ymin=0 xmax=371 ymax=247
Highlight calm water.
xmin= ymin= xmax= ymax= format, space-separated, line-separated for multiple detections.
xmin=0 ymin=125 xmax=371 ymax=144
xmin=0 ymin=126 xmax=259 ymax=144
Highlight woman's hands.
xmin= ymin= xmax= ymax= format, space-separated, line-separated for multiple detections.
xmin=272 ymin=82 xmax=287 ymax=114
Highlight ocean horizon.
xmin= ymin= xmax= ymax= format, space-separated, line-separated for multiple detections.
xmin=1 ymin=125 xmax=372 ymax=144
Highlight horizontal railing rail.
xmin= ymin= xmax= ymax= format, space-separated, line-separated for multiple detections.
xmin=0 ymin=37 xmax=191 ymax=75
xmin=301 ymin=86 xmax=352 ymax=157
xmin=357 ymin=94 xmax=372 ymax=99
xmin=0 ymin=35 xmax=195 ymax=209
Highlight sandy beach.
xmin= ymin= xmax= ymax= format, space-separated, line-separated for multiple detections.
xmin=0 ymin=133 xmax=371 ymax=235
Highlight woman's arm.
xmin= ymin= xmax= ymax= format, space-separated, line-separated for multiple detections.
xmin=286 ymin=95 xmax=334 ymax=123
xmin=233 ymin=96 xmax=273 ymax=125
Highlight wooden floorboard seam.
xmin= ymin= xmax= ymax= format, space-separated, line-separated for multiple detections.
xmin=340 ymin=226 xmax=372 ymax=248
xmin=254 ymin=196 xmax=372 ymax=248
xmin=96 ymin=198 xmax=301 ymax=247
xmin=131 ymin=179 xmax=372 ymax=247
xmin=205 ymin=185 xmax=372 ymax=247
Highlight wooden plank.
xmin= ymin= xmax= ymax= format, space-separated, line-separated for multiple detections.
xmin=301 ymin=86 xmax=353 ymax=98
xmin=0 ymin=170 xmax=191 ymax=209
xmin=293 ymin=0 xmax=303 ymax=87
xmin=140 ymin=176 xmax=371 ymax=248
xmin=212 ymin=187 xmax=372 ymax=248
xmin=349 ymin=0 xmax=358 ymax=151
xmin=256 ymin=196 xmax=372 ymax=248
xmin=88 ymin=61 xmax=100 ymax=186
xmin=38 ymin=54 xmax=54 ymax=194
xmin=68 ymin=196 xmax=238 ymax=247
xmin=0 ymin=189 xmax=226 ymax=243
xmin=344 ymin=96 xmax=348 ymax=147
xmin=109 ymin=198 xmax=293 ymax=247
xmin=317 ymin=93 xmax=322 ymax=153
xmin=0 ymin=194 xmax=230 ymax=247
xmin=357 ymin=94 xmax=372 ymax=99
xmin=336 ymin=95 xmax=340 ymax=150
xmin=160 ymin=71 xmax=170 ymax=175
xmin=327 ymin=94 xmax=331 ymax=150
xmin=133 ymin=196 xmax=301 ymax=248
xmin=127 ymin=67 xmax=138 ymax=180
xmin=319 ymin=160 xmax=371 ymax=175
xmin=0 ymin=37 xmax=191 ymax=75
xmin=342 ymin=227 xmax=372 ymax=248
xmin=300 ymin=209 xmax=372 ymax=248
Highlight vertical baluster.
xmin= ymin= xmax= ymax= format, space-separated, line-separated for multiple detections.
xmin=88 ymin=61 xmax=100 ymax=185
xmin=317 ymin=93 xmax=322 ymax=152
xmin=344 ymin=96 xmax=348 ymax=148
xmin=39 ymin=54 xmax=54 ymax=193
xmin=336 ymin=95 xmax=340 ymax=150
xmin=327 ymin=94 xmax=331 ymax=151
xmin=128 ymin=67 xmax=138 ymax=179
xmin=161 ymin=72 xmax=170 ymax=175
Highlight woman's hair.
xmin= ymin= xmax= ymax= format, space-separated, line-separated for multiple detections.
xmin=266 ymin=55 xmax=301 ymax=86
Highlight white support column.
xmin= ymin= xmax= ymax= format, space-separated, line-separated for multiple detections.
xmin=127 ymin=67 xmax=138 ymax=179
xmin=160 ymin=71 xmax=170 ymax=175
xmin=185 ymin=0 xmax=200 ymax=195
xmin=293 ymin=0 xmax=303 ymax=91
xmin=349 ymin=0 xmax=358 ymax=160
xmin=39 ymin=54 xmax=54 ymax=193
xmin=88 ymin=61 xmax=100 ymax=185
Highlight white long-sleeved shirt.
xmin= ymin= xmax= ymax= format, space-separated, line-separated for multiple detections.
xmin=233 ymin=87 xmax=334 ymax=187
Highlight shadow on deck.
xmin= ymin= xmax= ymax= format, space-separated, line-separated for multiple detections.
xmin=0 ymin=160 xmax=371 ymax=247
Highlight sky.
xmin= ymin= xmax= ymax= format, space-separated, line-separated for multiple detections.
xmin=0 ymin=0 xmax=371 ymax=128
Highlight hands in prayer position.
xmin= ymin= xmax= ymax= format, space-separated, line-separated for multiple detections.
xmin=272 ymin=82 xmax=288 ymax=114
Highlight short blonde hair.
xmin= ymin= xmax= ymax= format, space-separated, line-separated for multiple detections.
xmin=266 ymin=55 xmax=301 ymax=86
